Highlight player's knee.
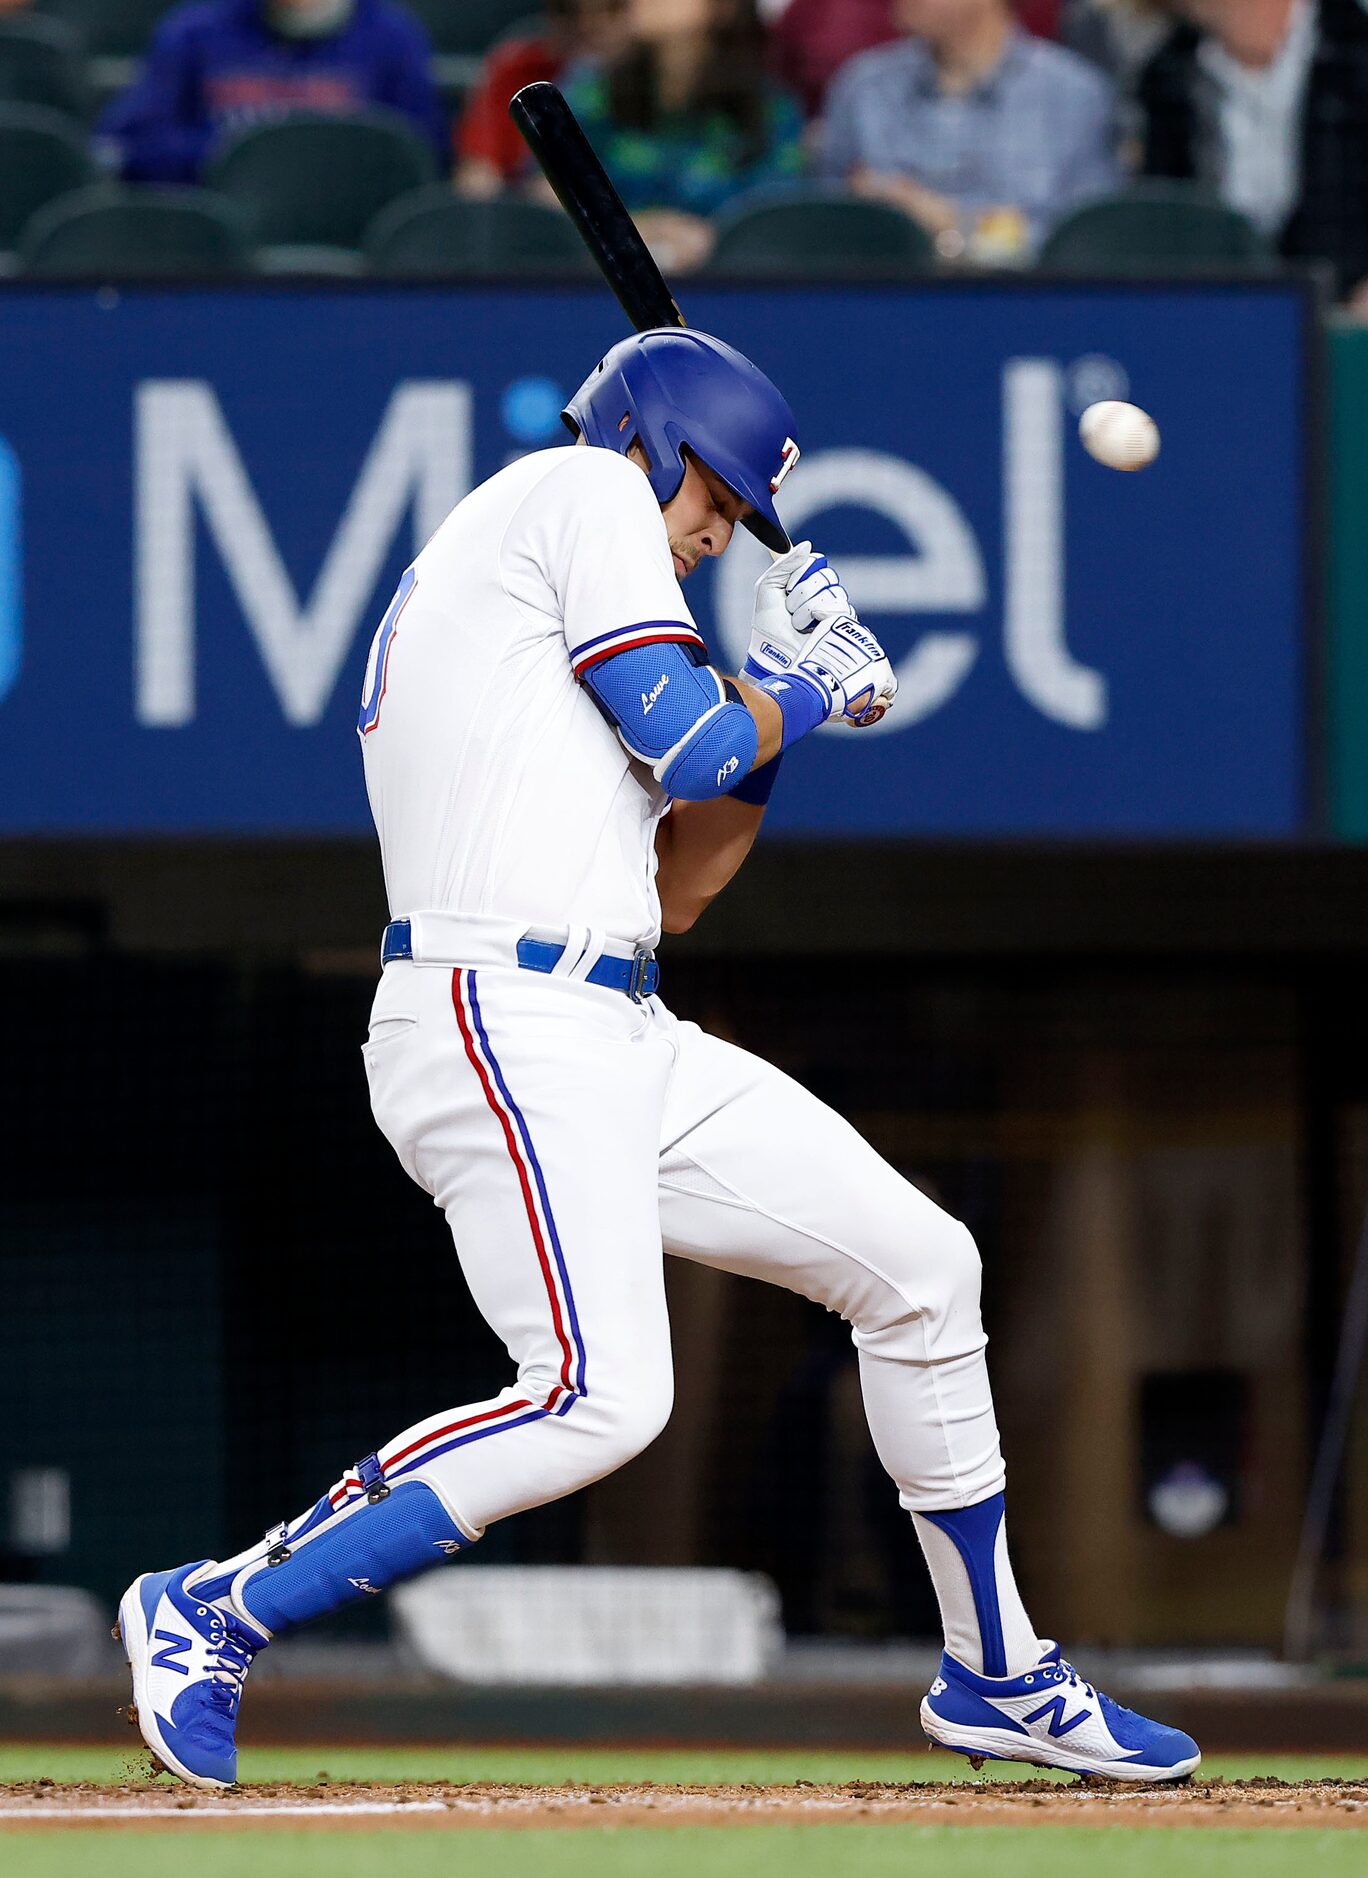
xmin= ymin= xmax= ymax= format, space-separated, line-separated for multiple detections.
xmin=941 ymin=1218 xmax=983 ymax=1304
xmin=593 ymin=1369 xmax=674 ymax=1468
xmin=906 ymin=1214 xmax=983 ymax=1327
xmin=854 ymin=1208 xmax=984 ymax=1357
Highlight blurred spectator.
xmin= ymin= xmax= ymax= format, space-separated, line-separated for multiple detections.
xmin=97 ymin=0 xmax=444 ymax=185
xmin=1140 ymin=0 xmax=1368 ymax=304
xmin=967 ymin=3 xmax=1168 ymax=80
xmin=821 ymin=0 xmax=1122 ymax=262
xmin=1015 ymin=0 xmax=1062 ymax=30
xmin=455 ymin=0 xmax=632 ymax=198
xmin=1012 ymin=1 xmax=1118 ymax=74
xmin=0 ymin=0 xmax=36 ymax=11
xmin=765 ymin=0 xmax=1128 ymax=111
xmin=769 ymin=0 xmax=899 ymax=117
xmin=1075 ymin=0 xmax=1171 ymax=76
xmin=562 ymin=0 xmax=804 ymax=273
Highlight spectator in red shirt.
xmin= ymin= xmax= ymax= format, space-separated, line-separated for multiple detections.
xmin=1015 ymin=0 xmax=1062 ymax=32
xmin=455 ymin=0 xmax=632 ymax=195
xmin=768 ymin=0 xmax=899 ymax=116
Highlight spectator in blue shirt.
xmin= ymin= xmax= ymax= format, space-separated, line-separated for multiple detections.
xmin=822 ymin=0 xmax=1122 ymax=261
xmin=98 ymin=0 xmax=444 ymax=185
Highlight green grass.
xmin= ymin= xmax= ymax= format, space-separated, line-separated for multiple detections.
xmin=0 ymin=1744 xmax=1364 ymax=1787
xmin=4 ymin=1751 xmax=1363 ymax=1878
xmin=2 ymin=1828 xmax=1365 ymax=1878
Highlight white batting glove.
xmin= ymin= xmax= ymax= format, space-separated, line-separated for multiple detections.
xmin=744 ymin=542 xmax=851 ymax=680
xmin=744 ymin=543 xmax=895 ymax=729
xmin=784 ymin=551 xmax=853 ymax=635
xmin=799 ymin=613 xmax=898 ymax=729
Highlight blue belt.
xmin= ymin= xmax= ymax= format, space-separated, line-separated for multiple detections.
xmin=380 ymin=919 xmax=660 ymax=1003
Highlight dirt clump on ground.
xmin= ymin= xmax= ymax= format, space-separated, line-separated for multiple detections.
xmin=3 ymin=1774 xmax=1368 ymax=1832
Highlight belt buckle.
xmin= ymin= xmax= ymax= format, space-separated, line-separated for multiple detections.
xmin=628 ymin=947 xmax=655 ymax=1004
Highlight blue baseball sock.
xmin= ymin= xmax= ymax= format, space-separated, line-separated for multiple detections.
xmin=913 ymin=1492 xmax=1041 ymax=1677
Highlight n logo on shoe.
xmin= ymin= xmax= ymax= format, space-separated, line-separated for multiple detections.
xmin=1023 ymin=1695 xmax=1090 ymax=1738
xmin=151 ymin=1630 xmax=191 ymax=1674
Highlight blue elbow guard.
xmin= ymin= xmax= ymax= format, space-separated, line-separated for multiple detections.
xmin=585 ymin=640 xmax=759 ymax=800
xmin=658 ymin=699 xmax=759 ymax=800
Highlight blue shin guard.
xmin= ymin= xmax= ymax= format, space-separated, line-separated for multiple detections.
xmin=196 ymin=1459 xmax=474 ymax=1641
xmin=235 ymin=1481 xmax=468 ymax=1635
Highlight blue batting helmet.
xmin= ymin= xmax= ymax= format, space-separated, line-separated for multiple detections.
xmin=562 ymin=328 xmax=799 ymax=553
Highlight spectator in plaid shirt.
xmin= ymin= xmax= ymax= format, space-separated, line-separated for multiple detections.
xmin=821 ymin=0 xmax=1122 ymax=261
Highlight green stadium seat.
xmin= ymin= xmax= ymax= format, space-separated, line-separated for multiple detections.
xmin=0 ymin=16 xmax=88 ymax=119
xmin=706 ymin=193 xmax=935 ymax=277
xmin=205 ymin=110 xmax=436 ymax=258
xmin=39 ymin=0 xmax=175 ymax=61
xmin=365 ymin=187 xmax=593 ymax=276
xmin=401 ymin=0 xmax=537 ymax=57
xmin=0 ymin=105 xmax=96 ymax=257
xmin=251 ymin=244 xmax=366 ymax=277
xmin=19 ymin=185 xmax=250 ymax=278
xmin=1039 ymin=184 xmax=1272 ymax=272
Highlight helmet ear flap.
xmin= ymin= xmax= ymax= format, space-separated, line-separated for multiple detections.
xmin=617 ymin=411 xmax=653 ymax=471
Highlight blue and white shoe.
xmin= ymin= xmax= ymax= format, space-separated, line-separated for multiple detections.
xmin=115 ymin=1562 xmax=266 ymax=1790
xmin=920 ymin=1641 xmax=1201 ymax=1782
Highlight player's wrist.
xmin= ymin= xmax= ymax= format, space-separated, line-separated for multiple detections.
xmin=742 ymin=634 xmax=801 ymax=687
xmin=750 ymin=670 xmax=831 ymax=749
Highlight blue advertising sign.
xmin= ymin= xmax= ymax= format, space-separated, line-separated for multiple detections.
xmin=0 ymin=281 xmax=1310 ymax=836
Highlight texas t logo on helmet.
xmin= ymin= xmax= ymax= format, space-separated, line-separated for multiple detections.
xmin=771 ymin=438 xmax=800 ymax=496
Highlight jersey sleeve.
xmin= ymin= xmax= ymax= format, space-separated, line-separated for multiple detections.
xmin=525 ymin=450 xmax=707 ymax=680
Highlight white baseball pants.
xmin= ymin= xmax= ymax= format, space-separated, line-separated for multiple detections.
xmin=343 ymin=953 xmax=1007 ymax=1542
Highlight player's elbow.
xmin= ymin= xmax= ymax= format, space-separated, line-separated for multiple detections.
xmin=657 ymin=702 xmax=759 ymax=802
xmin=658 ymin=893 xmax=704 ymax=935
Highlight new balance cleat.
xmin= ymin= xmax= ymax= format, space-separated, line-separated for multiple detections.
xmin=920 ymin=1641 xmax=1201 ymax=1782
xmin=115 ymin=1562 xmax=266 ymax=1790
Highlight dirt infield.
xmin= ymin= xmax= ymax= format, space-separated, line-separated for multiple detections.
xmin=4 ymin=1775 xmax=1368 ymax=1832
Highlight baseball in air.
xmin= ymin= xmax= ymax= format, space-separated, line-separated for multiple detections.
xmin=1078 ymin=400 xmax=1161 ymax=472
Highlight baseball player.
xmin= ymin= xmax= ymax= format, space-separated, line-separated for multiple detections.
xmin=117 ymin=329 xmax=1199 ymax=1789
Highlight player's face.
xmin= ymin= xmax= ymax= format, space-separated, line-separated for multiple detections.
xmin=661 ymin=451 xmax=750 ymax=579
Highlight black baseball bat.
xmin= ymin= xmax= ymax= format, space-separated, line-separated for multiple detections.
xmin=509 ymin=81 xmax=686 ymax=334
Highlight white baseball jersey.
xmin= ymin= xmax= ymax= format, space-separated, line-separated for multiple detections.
xmin=359 ymin=446 xmax=705 ymax=948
